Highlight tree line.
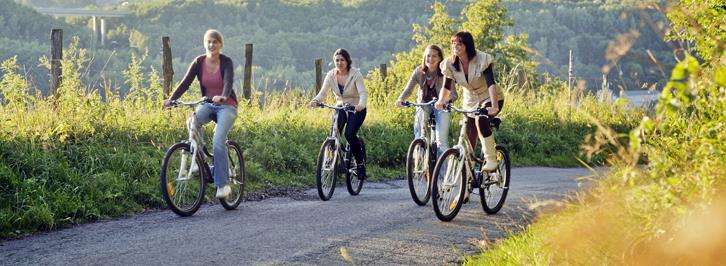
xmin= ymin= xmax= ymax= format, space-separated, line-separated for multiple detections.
xmin=2 ymin=0 xmax=675 ymax=97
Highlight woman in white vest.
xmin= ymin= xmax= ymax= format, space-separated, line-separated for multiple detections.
xmin=309 ymin=48 xmax=369 ymax=179
xmin=434 ymin=31 xmax=504 ymax=171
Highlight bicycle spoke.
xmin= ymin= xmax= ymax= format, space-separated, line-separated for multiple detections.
xmin=413 ymin=146 xmax=428 ymax=194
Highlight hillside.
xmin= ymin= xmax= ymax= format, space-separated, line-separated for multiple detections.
xmin=3 ymin=0 xmax=674 ymax=96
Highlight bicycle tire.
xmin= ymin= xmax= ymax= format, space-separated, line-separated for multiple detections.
xmin=431 ymin=148 xmax=466 ymax=222
xmin=406 ymin=138 xmax=431 ymax=206
xmin=160 ymin=142 xmax=206 ymax=217
xmin=345 ymin=139 xmax=365 ymax=195
xmin=480 ymin=145 xmax=511 ymax=214
xmin=315 ymin=139 xmax=338 ymax=201
xmin=219 ymin=141 xmax=245 ymax=210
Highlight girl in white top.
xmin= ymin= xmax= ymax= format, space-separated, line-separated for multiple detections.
xmin=395 ymin=45 xmax=458 ymax=155
xmin=309 ymin=48 xmax=369 ymax=179
xmin=434 ymin=31 xmax=504 ymax=171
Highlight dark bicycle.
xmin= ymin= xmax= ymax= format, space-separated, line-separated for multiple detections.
xmin=402 ymin=98 xmax=439 ymax=206
xmin=314 ymin=102 xmax=367 ymax=201
xmin=160 ymin=97 xmax=245 ymax=217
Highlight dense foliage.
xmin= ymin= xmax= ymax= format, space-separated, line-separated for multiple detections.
xmin=506 ymin=0 xmax=676 ymax=91
xmin=5 ymin=0 xmax=675 ymax=97
xmin=472 ymin=0 xmax=725 ymax=264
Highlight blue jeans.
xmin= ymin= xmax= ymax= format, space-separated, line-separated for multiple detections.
xmin=194 ymin=103 xmax=238 ymax=187
xmin=413 ymin=105 xmax=451 ymax=156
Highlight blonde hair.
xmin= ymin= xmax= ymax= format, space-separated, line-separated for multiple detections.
xmin=204 ymin=29 xmax=224 ymax=45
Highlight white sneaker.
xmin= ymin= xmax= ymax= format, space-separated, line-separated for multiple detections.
xmin=215 ymin=185 xmax=231 ymax=199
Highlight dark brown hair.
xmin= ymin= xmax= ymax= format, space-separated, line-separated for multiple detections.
xmin=420 ymin=45 xmax=444 ymax=76
xmin=450 ymin=31 xmax=476 ymax=72
xmin=333 ymin=48 xmax=352 ymax=72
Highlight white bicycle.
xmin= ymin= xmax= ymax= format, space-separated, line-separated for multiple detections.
xmin=431 ymin=104 xmax=510 ymax=221
xmin=160 ymin=97 xmax=245 ymax=216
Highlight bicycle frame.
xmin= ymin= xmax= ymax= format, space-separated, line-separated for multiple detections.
xmin=405 ymin=99 xmax=439 ymax=174
xmin=171 ymin=98 xmax=213 ymax=182
xmin=442 ymin=105 xmax=488 ymax=189
xmin=319 ymin=103 xmax=356 ymax=172
xmin=409 ymin=99 xmax=438 ymax=151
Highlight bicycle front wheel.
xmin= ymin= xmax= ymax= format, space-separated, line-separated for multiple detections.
xmin=480 ymin=145 xmax=511 ymax=214
xmin=431 ymin=148 xmax=466 ymax=222
xmin=220 ymin=141 xmax=245 ymax=210
xmin=160 ymin=142 xmax=206 ymax=217
xmin=345 ymin=139 xmax=365 ymax=196
xmin=316 ymin=139 xmax=338 ymax=201
xmin=406 ymin=138 xmax=431 ymax=206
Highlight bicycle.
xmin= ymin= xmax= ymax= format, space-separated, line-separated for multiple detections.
xmin=160 ymin=97 xmax=245 ymax=217
xmin=431 ymin=104 xmax=511 ymax=222
xmin=314 ymin=102 xmax=367 ymax=201
xmin=402 ymin=98 xmax=439 ymax=206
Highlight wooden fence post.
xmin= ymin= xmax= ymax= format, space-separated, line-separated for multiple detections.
xmin=50 ymin=29 xmax=63 ymax=98
xmin=315 ymin=58 xmax=322 ymax=95
xmin=162 ymin=36 xmax=173 ymax=98
xmin=567 ymin=49 xmax=573 ymax=121
xmin=380 ymin=63 xmax=387 ymax=81
xmin=243 ymin=43 xmax=253 ymax=100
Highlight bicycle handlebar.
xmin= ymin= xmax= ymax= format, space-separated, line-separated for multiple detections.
xmin=445 ymin=104 xmax=490 ymax=118
xmin=169 ymin=97 xmax=212 ymax=108
xmin=316 ymin=102 xmax=356 ymax=112
xmin=403 ymin=98 xmax=437 ymax=108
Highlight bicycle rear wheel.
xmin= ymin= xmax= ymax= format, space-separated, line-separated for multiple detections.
xmin=480 ymin=145 xmax=511 ymax=214
xmin=316 ymin=139 xmax=338 ymax=201
xmin=406 ymin=138 xmax=431 ymax=206
xmin=160 ymin=142 xmax=206 ymax=217
xmin=345 ymin=139 xmax=365 ymax=196
xmin=431 ymin=148 xmax=466 ymax=221
xmin=220 ymin=141 xmax=245 ymax=210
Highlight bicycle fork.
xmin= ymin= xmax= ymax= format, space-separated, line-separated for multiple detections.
xmin=177 ymin=146 xmax=196 ymax=181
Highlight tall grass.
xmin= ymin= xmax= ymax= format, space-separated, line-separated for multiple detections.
xmin=0 ymin=39 xmax=641 ymax=238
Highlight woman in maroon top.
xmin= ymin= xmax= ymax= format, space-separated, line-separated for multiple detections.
xmin=163 ymin=29 xmax=238 ymax=199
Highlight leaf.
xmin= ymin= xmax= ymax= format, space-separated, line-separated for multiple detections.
xmin=715 ymin=66 xmax=726 ymax=86
xmin=340 ymin=247 xmax=354 ymax=265
xmin=665 ymin=177 xmax=681 ymax=186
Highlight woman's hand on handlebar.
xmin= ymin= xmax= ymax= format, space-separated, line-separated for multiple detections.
xmin=308 ymin=99 xmax=320 ymax=108
xmin=211 ymin=96 xmax=227 ymax=104
xmin=434 ymin=99 xmax=446 ymax=111
xmin=395 ymin=99 xmax=405 ymax=108
xmin=355 ymin=104 xmax=365 ymax=112
xmin=487 ymin=106 xmax=500 ymax=116
xmin=162 ymin=99 xmax=172 ymax=108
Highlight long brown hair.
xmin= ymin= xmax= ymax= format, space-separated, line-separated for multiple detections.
xmin=450 ymin=31 xmax=476 ymax=72
xmin=420 ymin=45 xmax=444 ymax=76
xmin=333 ymin=48 xmax=352 ymax=72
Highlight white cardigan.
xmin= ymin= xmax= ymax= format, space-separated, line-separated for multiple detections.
xmin=313 ymin=68 xmax=368 ymax=108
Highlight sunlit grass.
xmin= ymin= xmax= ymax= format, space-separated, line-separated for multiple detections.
xmin=468 ymin=48 xmax=725 ymax=264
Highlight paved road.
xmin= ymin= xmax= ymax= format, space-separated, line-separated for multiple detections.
xmin=0 ymin=167 xmax=601 ymax=265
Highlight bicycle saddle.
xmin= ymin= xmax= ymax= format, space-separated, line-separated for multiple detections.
xmin=490 ymin=118 xmax=501 ymax=129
